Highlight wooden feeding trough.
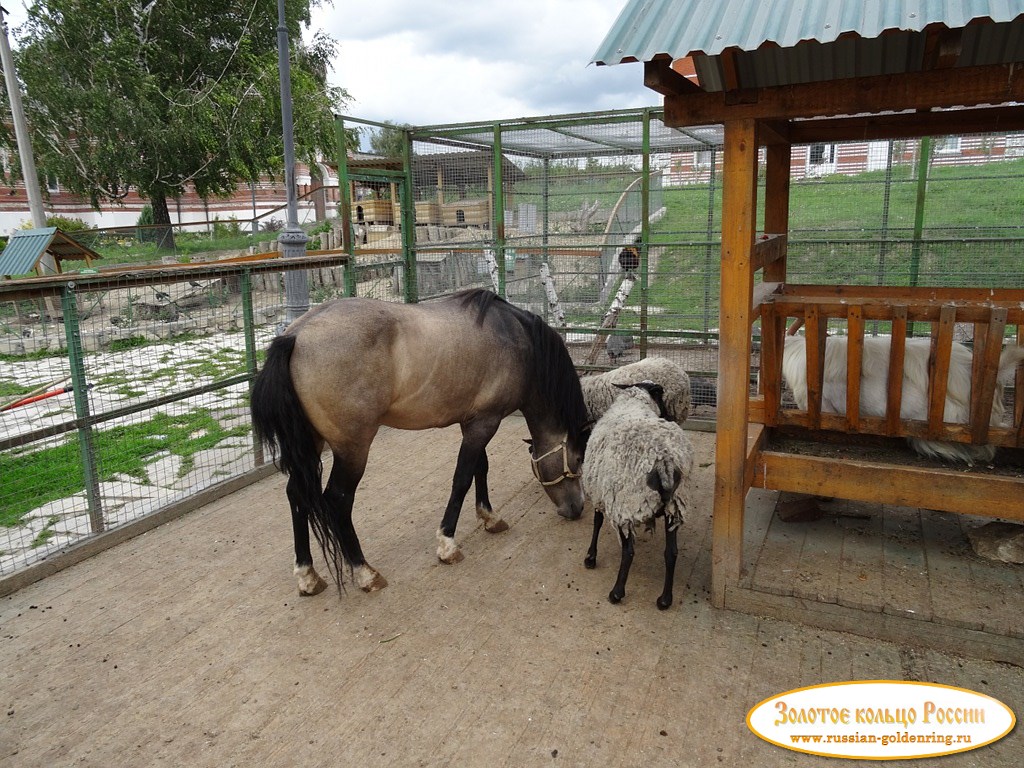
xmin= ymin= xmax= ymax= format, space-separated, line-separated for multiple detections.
xmin=597 ymin=1 xmax=1024 ymax=659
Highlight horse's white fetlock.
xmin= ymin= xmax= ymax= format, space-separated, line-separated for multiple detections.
xmin=295 ymin=564 xmax=328 ymax=596
xmin=354 ymin=564 xmax=388 ymax=592
xmin=436 ymin=529 xmax=464 ymax=564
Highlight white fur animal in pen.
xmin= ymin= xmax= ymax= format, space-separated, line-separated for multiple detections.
xmin=580 ymin=356 xmax=691 ymax=424
xmin=581 ymin=381 xmax=695 ymax=609
xmin=781 ymin=333 xmax=1024 ymax=465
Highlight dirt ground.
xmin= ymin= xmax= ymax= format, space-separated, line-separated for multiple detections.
xmin=1 ymin=416 xmax=1022 ymax=767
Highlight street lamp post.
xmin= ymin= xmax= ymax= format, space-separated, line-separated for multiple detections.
xmin=276 ymin=0 xmax=309 ymax=326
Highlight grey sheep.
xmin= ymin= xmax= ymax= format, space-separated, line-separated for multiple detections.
xmin=581 ymin=381 xmax=695 ymax=609
xmin=580 ymin=356 xmax=691 ymax=424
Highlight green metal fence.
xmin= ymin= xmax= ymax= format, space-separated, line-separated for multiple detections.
xmin=3 ymin=107 xmax=1024 ymax=583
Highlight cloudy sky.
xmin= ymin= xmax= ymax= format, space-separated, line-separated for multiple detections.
xmin=312 ymin=0 xmax=651 ymax=125
xmin=2 ymin=0 xmax=651 ymax=126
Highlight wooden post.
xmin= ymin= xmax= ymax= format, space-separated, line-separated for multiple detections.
xmin=712 ymin=118 xmax=759 ymax=608
xmin=763 ymin=141 xmax=791 ymax=283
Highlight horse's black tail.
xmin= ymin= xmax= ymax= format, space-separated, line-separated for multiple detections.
xmin=251 ymin=334 xmax=348 ymax=589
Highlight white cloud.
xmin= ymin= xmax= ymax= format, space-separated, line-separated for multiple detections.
xmin=312 ymin=0 xmax=651 ymax=124
xmin=2 ymin=0 xmax=652 ymax=126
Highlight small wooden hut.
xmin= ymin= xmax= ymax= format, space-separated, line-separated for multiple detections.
xmin=596 ymin=0 xmax=1024 ymax=659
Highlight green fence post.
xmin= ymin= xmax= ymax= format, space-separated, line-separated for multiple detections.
xmin=910 ymin=136 xmax=931 ymax=289
xmin=241 ymin=269 xmax=265 ymax=467
xmin=401 ymin=126 xmax=419 ymax=303
xmin=639 ymin=108 xmax=651 ymax=358
xmin=335 ymin=116 xmax=357 ymax=298
xmin=62 ymin=283 xmax=104 ymax=534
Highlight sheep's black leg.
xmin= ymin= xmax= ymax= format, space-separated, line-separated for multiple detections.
xmin=584 ymin=508 xmax=604 ymax=569
xmin=656 ymin=517 xmax=678 ymax=610
xmin=609 ymin=527 xmax=634 ymax=604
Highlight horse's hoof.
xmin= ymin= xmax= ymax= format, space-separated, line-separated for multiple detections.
xmin=484 ymin=519 xmax=509 ymax=534
xmin=608 ymin=589 xmax=623 ymax=604
xmin=361 ymin=573 xmax=389 ymax=593
xmin=583 ymin=555 xmax=596 ymax=569
xmin=436 ymin=530 xmax=464 ymax=564
xmin=439 ymin=548 xmax=465 ymax=565
xmin=656 ymin=595 xmax=673 ymax=610
xmin=296 ymin=566 xmax=328 ymax=596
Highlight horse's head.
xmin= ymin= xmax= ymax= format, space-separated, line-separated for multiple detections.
xmin=524 ymin=434 xmax=586 ymax=519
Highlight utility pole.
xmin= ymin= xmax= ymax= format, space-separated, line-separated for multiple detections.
xmin=0 ymin=4 xmax=56 ymax=274
xmin=276 ymin=0 xmax=309 ymax=325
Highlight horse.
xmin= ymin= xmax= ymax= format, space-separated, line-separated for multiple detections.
xmin=250 ymin=287 xmax=590 ymax=596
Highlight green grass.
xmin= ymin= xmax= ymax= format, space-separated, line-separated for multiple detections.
xmin=0 ymin=409 xmax=251 ymax=528
xmin=636 ymin=157 xmax=1024 ymax=327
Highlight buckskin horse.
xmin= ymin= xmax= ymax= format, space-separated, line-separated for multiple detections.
xmin=250 ymin=288 xmax=589 ymax=596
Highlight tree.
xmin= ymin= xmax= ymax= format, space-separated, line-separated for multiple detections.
xmin=368 ymin=121 xmax=411 ymax=159
xmin=12 ymin=0 xmax=350 ymax=249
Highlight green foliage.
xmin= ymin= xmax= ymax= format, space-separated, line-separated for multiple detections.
xmin=14 ymin=1 xmax=348 ymax=226
xmin=368 ymin=122 xmax=411 ymax=158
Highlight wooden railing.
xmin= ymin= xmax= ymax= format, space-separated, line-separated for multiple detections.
xmin=757 ymin=284 xmax=1024 ymax=450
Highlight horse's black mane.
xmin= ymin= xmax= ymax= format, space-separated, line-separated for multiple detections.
xmin=455 ymin=288 xmax=589 ymax=443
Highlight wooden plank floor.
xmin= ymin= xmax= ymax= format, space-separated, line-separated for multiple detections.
xmin=2 ymin=417 xmax=1023 ymax=767
xmin=740 ymin=489 xmax=1024 ymax=659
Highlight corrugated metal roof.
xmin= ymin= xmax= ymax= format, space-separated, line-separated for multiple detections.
xmin=593 ymin=0 xmax=1024 ymax=91
xmin=0 ymin=228 xmax=59 ymax=278
xmin=0 ymin=228 xmax=101 ymax=278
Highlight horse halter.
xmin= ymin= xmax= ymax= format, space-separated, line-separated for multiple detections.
xmin=530 ymin=440 xmax=581 ymax=486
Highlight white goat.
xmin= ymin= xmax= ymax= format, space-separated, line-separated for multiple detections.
xmin=782 ymin=334 xmax=1024 ymax=464
xmin=580 ymin=357 xmax=691 ymax=424
xmin=581 ymin=382 xmax=695 ymax=609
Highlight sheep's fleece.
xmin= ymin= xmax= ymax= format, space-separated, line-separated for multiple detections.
xmin=782 ymin=334 xmax=1024 ymax=464
xmin=582 ymin=386 xmax=695 ymax=534
xmin=580 ymin=357 xmax=691 ymax=423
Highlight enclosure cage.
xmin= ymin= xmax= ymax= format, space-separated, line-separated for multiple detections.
xmin=4 ymin=108 xmax=1024 ymax=584
xmin=338 ymin=110 xmax=1024 ymax=414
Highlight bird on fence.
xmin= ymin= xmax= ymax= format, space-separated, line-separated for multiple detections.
xmin=606 ymin=333 xmax=635 ymax=364
xmin=618 ymin=236 xmax=642 ymax=273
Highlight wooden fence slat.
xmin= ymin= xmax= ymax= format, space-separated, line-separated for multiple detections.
xmin=970 ymin=307 xmax=1007 ymax=444
xmin=885 ymin=306 xmax=908 ymax=435
xmin=846 ymin=305 xmax=864 ymax=431
xmin=804 ymin=305 xmax=824 ymax=428
xmin=927 ymin=305 xmax=956 ymax=439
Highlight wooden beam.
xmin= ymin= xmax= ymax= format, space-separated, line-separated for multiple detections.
xmin=751 ymin=233 xmax=787 ymax=272
xmin=663 ymin=63 xmax=1024 ymax=126
xmin=712 ymin=117 xmax=758 ymax=608
xmin=753 ymin=451 xmax=1024 ymax=520
xmin=787 ymin=106 xmax=1024 ymax=144
xmin=643 ymin=58 xmax=702 ymax=97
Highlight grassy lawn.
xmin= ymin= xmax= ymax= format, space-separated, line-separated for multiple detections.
xmin=1 ymin=409 xmax=251 ymax=529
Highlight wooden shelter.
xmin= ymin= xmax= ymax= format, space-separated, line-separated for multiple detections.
xmin=596 ymin=0 xmax=1024 ymax=655
xmin=0 ymin=227 xmax=101 ymax=279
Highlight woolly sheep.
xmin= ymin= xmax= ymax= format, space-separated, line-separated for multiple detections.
xmin=782 ymin=333 xmax=1024 ymax=465
xmin=580 ymin=357 xmax=691 ymax=424
xmin=581 ymin=381 xmax=695 ymax=609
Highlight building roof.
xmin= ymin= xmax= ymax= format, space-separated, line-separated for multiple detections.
xmin=0 ymin=228 xmax=101 ymax=279
xmin=593 ymin=0 xmax=1024 ymax=92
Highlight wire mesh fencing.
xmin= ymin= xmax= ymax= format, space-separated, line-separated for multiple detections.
xmin=0 ymin=257 xmax=358 ymax=578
